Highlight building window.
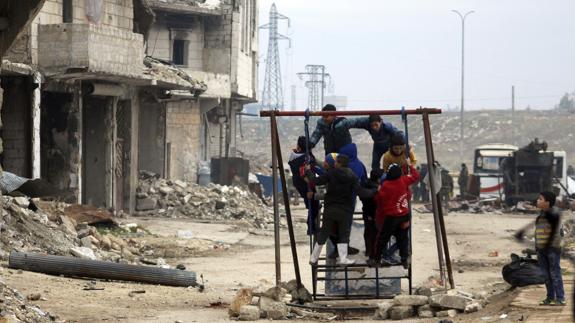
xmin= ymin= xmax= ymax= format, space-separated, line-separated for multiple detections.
xmin=172 ymin=39 xmax=188 ymax=66
xmin=63 ymin=0 xmax=73 ymax=23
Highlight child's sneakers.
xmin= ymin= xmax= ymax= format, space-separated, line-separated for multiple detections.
xmin=539 ymin=298 xmax=555 ymax=306
xmin=555 ymin=299 xmax=566 ymax=306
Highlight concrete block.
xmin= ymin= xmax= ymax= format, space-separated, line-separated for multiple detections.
xmin=374 ymin=302 xmax=393 ymax=320
xmin=258 ymin=296 xmax=288 ymax=320
xmin=430 ymin=294 xmax=468 ymax=311
xmin=436 ymin=309 xmax=457 ymax=318
xmin=136 ymin=198 xmax=157 ymax=211
xmin=238 ymin=305 xmax=260 ymax=321
xmin=464 ymin=302 xmax=483 ymax=313
xmin=393 ymin=295 xmax=429 ymax=306
xmin=415 ymin=286 xmax=432 ymax=297
xmin=389 ymin=306 xmax=415 ymax=320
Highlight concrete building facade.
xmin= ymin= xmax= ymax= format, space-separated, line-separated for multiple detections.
xmin=1 ymin=0 xmax=259 ymax=212
xmin=0 ymin=0 xmax=206 ymax=214
xmin=144 ymin=0 xmax=259 ymax=182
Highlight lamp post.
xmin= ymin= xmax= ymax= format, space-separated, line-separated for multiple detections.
xmin=452 ymin=10 xmax=474 ymax=161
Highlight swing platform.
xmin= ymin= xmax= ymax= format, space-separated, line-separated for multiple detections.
xmin=259 ymin=107 xmax=454 ymax=302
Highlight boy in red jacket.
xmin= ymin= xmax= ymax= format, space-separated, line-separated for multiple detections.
xmin=369 ymin=162 xmax=419 ymax=268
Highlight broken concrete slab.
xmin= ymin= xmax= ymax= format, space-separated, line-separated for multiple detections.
xmin=258 ymin=296 xmax=288 ymax=320
xmin=415 ymin=286 xmax=432 ymax=297
xmin=59 ymin=215 xmax=77 ymax=237
xmin=159 ymin=186 xmax=174 ymax=194
xmin=238 ymin=305 xmax=260 ymax=321
xmin=464 ymin=302 xmax=483 ymax=313
xmin=70 ymin=247 xmax=97 ymax=260
xmin=393 ymin=295 xmax=429 ymax=306
xmin=13 ymin=197 xmax=29 ymax=207
xmin=136 ymin=198 xmax=157 ymax=211
xmin=418 ymin=309 xmax=435 ymax=318
xmin=430 ymin=294 xmax=468 ymax=310
xmin=389 ymin=305 xmax=415 ymax=320
xmin=436 ymin=309 xmax=458 ymax=318
xmin=80 ymin=236 xmax=92 ymax=249
xmin=374 ymin=302 xmax=393 ymax=320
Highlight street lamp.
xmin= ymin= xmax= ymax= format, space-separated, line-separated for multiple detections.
xmin=452 ymin=10 xmax=474 ymax=161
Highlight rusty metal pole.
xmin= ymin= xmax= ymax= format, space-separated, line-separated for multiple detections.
xmin=423 ymin=112 xmax=455 ymax=289
xmin=270 ymin=111 xmax=281 ymax=286
xmin=421 ymin=112 xmax=446 ymax=285
xmin=272 ymin=118 xmax=303 ymax=289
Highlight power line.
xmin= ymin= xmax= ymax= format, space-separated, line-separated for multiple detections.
xmin=260 ymin=3 xmax=290 ymax=111
xmin=297 ymin=65 xmax=330 ymax=111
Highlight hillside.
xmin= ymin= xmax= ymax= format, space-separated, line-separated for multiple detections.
xmin=236 ymin=110 xmax=575 ymax=173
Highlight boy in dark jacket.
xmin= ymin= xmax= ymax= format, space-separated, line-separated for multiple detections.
xmin=534 ymin=191 xmax=565 ymax=306
xmin=288 ymin=136 xmax=321 ymax=235
xmin=360 ymin=169 xmax=383 ymax=257
xmin=371 ymin=162 xmax=420 ymax=268
xmin=306 ymin=153 xmax=375 ymax=265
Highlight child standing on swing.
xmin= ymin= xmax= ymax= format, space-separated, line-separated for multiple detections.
xmin=306 ymin=153 xmax=376 ymax=266
xmin=382 ymin=133 xmax=417 ymax=174
xmin=370 ymin=161 xmax=419 ymax=268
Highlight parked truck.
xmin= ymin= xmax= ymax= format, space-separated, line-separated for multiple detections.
xmin=470 ymin=140 xmax=568 ymax=205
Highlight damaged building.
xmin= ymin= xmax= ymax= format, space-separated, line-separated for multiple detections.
xmin=0 ymin=0 xmax=258 ymax=213
xmin=143 ymin=0 xmax=258 ymax=183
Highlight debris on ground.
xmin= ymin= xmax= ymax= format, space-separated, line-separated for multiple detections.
xmin=0 ymin=278 xmax=54 ymax=322
xmin=373 ymin=288 xmax=491 ymax=320
xmin=0 ymin=196 xmax=151 ymax=265
xmin=134 ymin=171 xmax=275 ymax=229
xmin=228 ymin=282 xmax=314 ymax=321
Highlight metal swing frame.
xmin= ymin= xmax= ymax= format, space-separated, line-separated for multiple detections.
xmin=259 ymin=108 xmax=454 ymax=301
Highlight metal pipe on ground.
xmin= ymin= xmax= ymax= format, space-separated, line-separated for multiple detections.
xmin=9 ymin=251 xmax=197 ymax=288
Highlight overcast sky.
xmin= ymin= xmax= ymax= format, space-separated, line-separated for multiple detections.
xmin=257 ymin=0 xmax=575 ymax=111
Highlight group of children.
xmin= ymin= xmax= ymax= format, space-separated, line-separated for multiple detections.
xmin=289 ymin=104 xmax=567 ymax=307
xmin=289 ymin=105 xmax=418 ymax=268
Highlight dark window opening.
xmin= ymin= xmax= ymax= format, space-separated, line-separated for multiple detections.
xmin=172 ymin=39 xmax=187 ymax=66
xmin=63 ymin=0 xmax=73 ymax=23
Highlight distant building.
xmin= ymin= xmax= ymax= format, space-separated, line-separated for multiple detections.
xmin=324 ymin=95 xmax=348 ymax=110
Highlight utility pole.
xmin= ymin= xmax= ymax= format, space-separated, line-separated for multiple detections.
xmin=297 ymin=65 xmax=330 ymax=111
xmin=452 ymin=9 xmax=474 ymax=161
xmin=260 ymin=4 xmax=290 ymax=110
xmin=511 ymin=85 xmax=515 ymax=145
xmin=290 ymin=85 xmax=296 ymax=111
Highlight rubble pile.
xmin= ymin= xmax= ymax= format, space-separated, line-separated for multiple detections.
xmin=228 ymin=281 xmax=315 ymax=321
xmin=0 ymin=196 xmax=145 ymax=264
xmin=0 ymin=278 xmax=54 ymax=322
xmin=374 ymin=289 xmax=489 ymax=320
xmin=135 ymin=173 xmax=274 ymax=229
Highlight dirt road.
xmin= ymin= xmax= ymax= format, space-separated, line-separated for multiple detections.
xmin=1 ymin=206 xmax=546 ymax=322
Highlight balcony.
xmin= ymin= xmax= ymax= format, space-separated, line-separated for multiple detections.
xmin=38 ymin=23 xmax=145 ymax=79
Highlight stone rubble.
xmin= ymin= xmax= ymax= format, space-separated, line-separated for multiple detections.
xmin=135 ymin=172 xmax=275 ymax=229
xmin=0 ymin=196 xmax=166 ymax=266
xmin=228 ymin=283 xmax=314 ymax=321
xmin=374 ymin=288 xmax=491 ymax=320
xmin=0 ymin=279 xmax=55 ymax=322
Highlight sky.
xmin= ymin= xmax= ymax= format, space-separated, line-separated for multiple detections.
xmin=257 ymin=0 xmax=575 ymax=111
